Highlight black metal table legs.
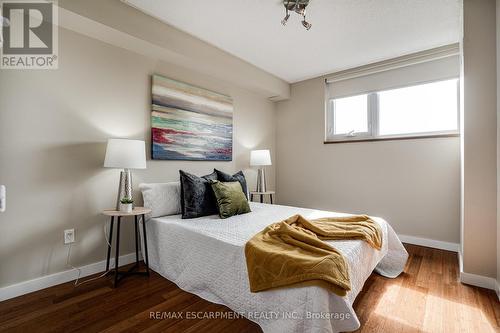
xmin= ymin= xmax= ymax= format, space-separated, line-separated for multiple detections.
xmin=134 ymin=215 xmax=139 ymax=264
xmin=250 ymin=193 xmax=274 ymax=204
xmin=141 ymin=214 xmax=150 ymax=276
xmin=114 ymin=217 xmax=121 ymax=287
xmin=105 ymin=215 xmax=150 ymax=287
xmin=105 ymin=216 xmax=114 ymax=272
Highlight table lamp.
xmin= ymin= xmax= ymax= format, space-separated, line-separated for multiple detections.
xmin=104 ymin=139 xmax=146 ymax=210
xmin=250 ymin=149 xmax=272 ymax=192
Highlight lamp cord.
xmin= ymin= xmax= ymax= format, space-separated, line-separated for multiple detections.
xmin=65 ymin=216 xmax=143 ymax=287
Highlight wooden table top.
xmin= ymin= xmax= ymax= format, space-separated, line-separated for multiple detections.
xmin=102 ymin=207 xmax=151 ymax=217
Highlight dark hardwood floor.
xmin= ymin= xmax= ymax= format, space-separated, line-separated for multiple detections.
xmin=0 ymin=244 xmax=498 ymax=332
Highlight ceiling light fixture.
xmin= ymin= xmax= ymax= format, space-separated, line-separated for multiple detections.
xmin=281 ymin=0 xmax=312 ymax=30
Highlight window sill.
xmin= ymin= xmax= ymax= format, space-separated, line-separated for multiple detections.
xmin=324 ymin=133 xmax=460 ymax=144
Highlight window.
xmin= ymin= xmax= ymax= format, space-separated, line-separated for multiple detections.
xmin=326 ymin=78 xmax=459 ymax=142
xmin=332 ymin=94 xmax=369 ymax=136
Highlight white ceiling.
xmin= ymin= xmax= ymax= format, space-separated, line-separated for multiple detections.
xmin=124 ymin=0 xmax=461 ymax=83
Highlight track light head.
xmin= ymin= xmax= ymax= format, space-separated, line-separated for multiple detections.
xmin=301 ymin=19 xmax=311 ymax=30
xmin=281 ymin=13 xmax=290 ymax=26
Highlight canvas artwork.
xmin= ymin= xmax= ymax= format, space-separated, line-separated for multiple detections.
xmin=151 ymin=74 xmax=233 ymax=161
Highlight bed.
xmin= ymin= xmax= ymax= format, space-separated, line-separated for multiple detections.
xmin=140 ymin=200 xmax=408 ymax=333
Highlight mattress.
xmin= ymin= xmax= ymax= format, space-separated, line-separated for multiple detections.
xmin=143 ymin=202 xmax=408 ymax=333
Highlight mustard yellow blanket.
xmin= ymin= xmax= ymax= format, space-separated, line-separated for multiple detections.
xmin=244 ymin=214 xmax=382 ymax=296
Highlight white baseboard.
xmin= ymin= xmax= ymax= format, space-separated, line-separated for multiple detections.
xmin=460 ymin=271 xmax=498 ymax=291
xmin=0 ymin=252 xmax=139 ymax=302
xmin=398 ymin=234 xmax=460 ymax=252
xmin=496 ymin=281 xmax=500 ymax=301
xmin=458 ymin=250 xmax=463 ymax=272
xmin=457 ymin=250 xmax=498 ymax=292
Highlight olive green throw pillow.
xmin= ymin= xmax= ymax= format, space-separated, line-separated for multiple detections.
xmin=210 ymin=181 xmax=251 ymax=219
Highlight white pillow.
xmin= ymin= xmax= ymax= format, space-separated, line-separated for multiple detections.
xmin=139 ymin=182 xmax=182 ymax=217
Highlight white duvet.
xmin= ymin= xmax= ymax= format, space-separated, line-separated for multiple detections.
xmin=143 ymin=202 xmax=408 ymax=333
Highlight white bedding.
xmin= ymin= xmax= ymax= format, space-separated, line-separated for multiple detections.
xmin=142 ymin=202 xmax=408 ymax=333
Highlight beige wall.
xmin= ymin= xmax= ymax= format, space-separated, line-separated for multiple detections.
xmin=497 ymin=0 xmax=500 ymax=286
xmin=276 ymin=76 xmax=461 ymax=244
xmin=462 ymin=0 xmax=497 ymax=279
xmin=0 ymin=27 xmax=276 ymax=288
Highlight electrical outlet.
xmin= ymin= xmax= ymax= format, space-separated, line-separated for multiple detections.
xmin=64 ymin=229 xmax=75 ymax=244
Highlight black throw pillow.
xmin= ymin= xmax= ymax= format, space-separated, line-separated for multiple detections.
xmin=214 ymin=169 xmax=248 ymax=199
xmin=179 ymin=170 xmax=218 ymax=219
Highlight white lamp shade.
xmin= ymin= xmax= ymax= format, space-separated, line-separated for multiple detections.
xmin=104 ymin=139 xmax=146 ymax=169
xmin=250 ymin=149 xmax=272 ymax=166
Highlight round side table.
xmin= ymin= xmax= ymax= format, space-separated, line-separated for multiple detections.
xmin=102 ymin=207 xmax=151 ymax=287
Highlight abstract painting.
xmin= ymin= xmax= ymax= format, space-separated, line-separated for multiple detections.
xmin=151 ymin=74 xmax=233 ymax=161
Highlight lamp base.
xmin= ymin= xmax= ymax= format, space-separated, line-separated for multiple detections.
xmin=256 ymin=168 xmax=267 ymax=193
xmin=116 ymin=169 xmax=133 ymax=210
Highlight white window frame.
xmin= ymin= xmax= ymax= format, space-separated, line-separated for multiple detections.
xmin=325 ymin=78 xmax=460 ymax=143
xmin=326 ymin=94 xmax=376 ymax=140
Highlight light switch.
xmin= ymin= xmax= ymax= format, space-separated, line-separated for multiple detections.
xmin=0 ymin=185 xmax=5 ymax=212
